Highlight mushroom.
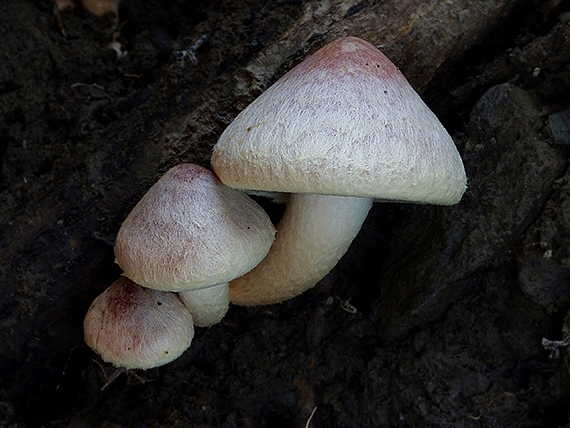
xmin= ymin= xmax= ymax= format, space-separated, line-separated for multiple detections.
xmin=84 ymin=277 xmax=194 ymax=369
xmin=114 ymin=163 xmax=275 ymax=326
xmin=211 ymin=36 xmax=467 ymax=306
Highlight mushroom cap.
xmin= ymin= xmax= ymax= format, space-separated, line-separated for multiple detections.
xmin=115 ymin=164 xmax=275 ymax=292
xmin=212 ymin=37 xmax=466 ymax=205
xmin=83 ymin=278 xmax=194 ymax=370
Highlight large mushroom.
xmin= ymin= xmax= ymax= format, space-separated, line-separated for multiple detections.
xmin=211 ymin=37 xmax=467 ymax=306
xmin=84 ymin=277 xmax=194 ymax=370
xmin=114 ymin=163 xmax=275 ymax=326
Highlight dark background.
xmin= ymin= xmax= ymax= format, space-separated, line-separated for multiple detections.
xmin=0 ymin=0 xmax=569 ymax=426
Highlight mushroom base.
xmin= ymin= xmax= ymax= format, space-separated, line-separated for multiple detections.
xmin=179 ymin=283 xmax=230 ymax=327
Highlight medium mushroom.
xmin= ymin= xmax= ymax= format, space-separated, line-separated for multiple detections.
xmin=84 ymin=277 xmax=194 ymax=369
xmin=211 ymin=37 xmax=467 ymax=306
xmin=114 ymin=163 xmax=275 ymax=326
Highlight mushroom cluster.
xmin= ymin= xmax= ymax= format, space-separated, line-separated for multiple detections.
xmin=114 ymin=163 xmax=276 ymax=327
xmin=84 ymin=277 xmax=194 ymax=370
xmin=84 ymin=164 xmax=275 ymax=369
xmin=84 ymin=36 xmax=466 ymax=370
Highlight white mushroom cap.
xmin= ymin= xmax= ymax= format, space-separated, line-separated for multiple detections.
xmin=114 ymin=163 xmax=275 ymax=292
xmin=212 ymin=36 xmax=466 ymax=204
xmin=83 ymin=277 xmax=194 ymax=370
xmin=211 ymin=37 xmax=466 ymax=306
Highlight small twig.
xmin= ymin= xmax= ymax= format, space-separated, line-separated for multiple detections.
xmin=542 ymin=335 xmax=570 ymax=359
xmin=463 ymin=409 xmax=483 ymax=421
xmin=93 ymin=359 xmax=154 ymax=391
xmin=305 ymin=407 xmax=317 ymax=428
xmin=336 ymin=296 xmax=357 ymax=314
xmin=55 ymin=345 xmax=76 ymax=392
xmin=93 ymin=359 xmax=126 ymax=391
xmin=70 ymin=82 xmax=105 ymax=91
xmin=174 ymin=33 xmax=210 ymax=67
xmin=487 ymin=392 xmax=515 ymax=407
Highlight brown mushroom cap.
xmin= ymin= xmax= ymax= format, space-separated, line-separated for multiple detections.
xmin=83 ymin=277 xmax=194 ymax=369
xmin=114 ymin=164 xmax=275 ymax=292
xmin=212 ymin=36 xmax=466 ymax=205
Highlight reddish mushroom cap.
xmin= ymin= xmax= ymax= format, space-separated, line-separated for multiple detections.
xmin=84 ymin=278 xmax=194 ymax=369
xmin=212 ymin=36 xmax=466 ymax=205
xmin=114 ymin=164 xmax=275 ymax=292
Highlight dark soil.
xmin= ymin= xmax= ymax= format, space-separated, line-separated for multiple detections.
xmin=0 ymin=0 xmax=569 ymax=427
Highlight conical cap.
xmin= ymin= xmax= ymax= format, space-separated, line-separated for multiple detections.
xmin=212 ymin=37 xmax=466 ymax=205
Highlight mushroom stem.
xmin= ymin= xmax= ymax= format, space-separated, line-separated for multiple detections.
xmin=229 ymin=194 xmax=373 ymax=306
xmin=179 ymin=283 xmax=229 ymax=327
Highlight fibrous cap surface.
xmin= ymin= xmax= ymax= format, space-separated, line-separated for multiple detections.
xmin=83 ymin=278 xmax=194 ymax=370
xmin=115 ymin=164 xmax=275 ymax=291
xmin=212 ymin=37 xmax=466 ymax=205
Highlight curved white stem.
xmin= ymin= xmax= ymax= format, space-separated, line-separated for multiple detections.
xmin=179 ymin=283 xmax=229 ymax=327
xmin=229 ymin=194 xmax=373 ymax=306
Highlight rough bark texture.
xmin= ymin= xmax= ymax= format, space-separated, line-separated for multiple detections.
xmin=0 ymin=0 xmax=569 ymax=426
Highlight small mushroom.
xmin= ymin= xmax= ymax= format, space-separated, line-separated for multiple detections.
xmin=114 ymin=163 xmax=275 ymax=326
xmin=84 ymin=277 xmax=194 ymax=370
xmin=211 ymin=37 xmax=467 ymax=306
